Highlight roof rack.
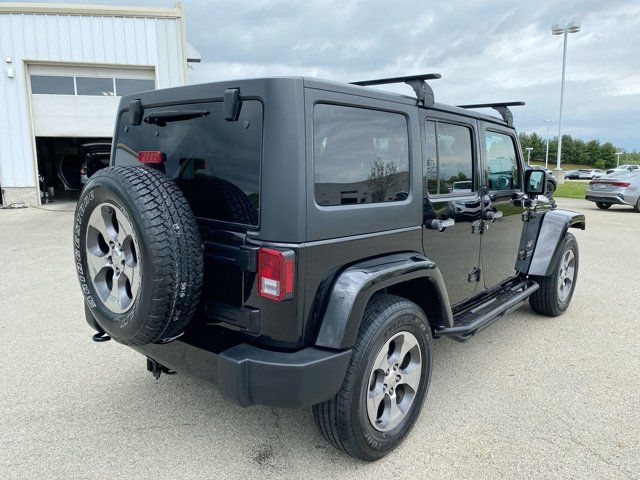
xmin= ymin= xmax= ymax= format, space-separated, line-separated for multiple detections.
xmin=457 ymin=101 xmax=525 ymax=127
xmin=351 ymin=73 xmax=441 ymax=108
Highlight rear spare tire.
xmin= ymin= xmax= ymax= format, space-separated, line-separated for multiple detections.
xmin=74 ymin=166 xmax=203 ymax=345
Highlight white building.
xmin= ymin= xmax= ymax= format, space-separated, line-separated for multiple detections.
xmin=0 ymin=2 xmax=196 ymax=206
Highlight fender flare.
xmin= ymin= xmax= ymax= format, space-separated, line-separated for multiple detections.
xmin=314 ymin=252 xmax=452 ymax=350
xmin=528 ymin=209 xmax=585 ymax=276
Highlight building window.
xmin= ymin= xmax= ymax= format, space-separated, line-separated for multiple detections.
xmin=424 ymin=120 xmax=474 ymax=196
xmin=115 ymin=79 xmax=155 ymax=96
xmin=30 ymin=75 xmax=154 ymax=97
xmin=485 ymin=131 xmax=521 ymax=191
xmin=76 ymin=77 xmax=115 ymax=96
xmin=314 ymin=104 xmax=409 ymax=206
xmin=30 ymin=75 xmax=75 ymax=95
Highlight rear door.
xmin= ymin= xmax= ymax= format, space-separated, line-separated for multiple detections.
xmin=479 ymin=124 xmax=525 ymax=289
xmin=421 ymin=112 xmax=483 ymax=306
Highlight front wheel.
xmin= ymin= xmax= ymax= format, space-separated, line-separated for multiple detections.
xmin=529 ymin=233 xmax=579 ymax=316
xmin=545 ymin=180 xmax=556 ymax=197
xmin=313 ymin=294 xmax=432 ymax=461
xmin=596 ymin=202 xmax=611 ymax=210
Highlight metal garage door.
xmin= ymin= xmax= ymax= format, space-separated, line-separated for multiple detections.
xmin=28 ymin=64 xmax=155 ymax=137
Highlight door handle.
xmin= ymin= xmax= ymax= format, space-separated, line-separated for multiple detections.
xmin=427 ymin=218 xmax=455 ymax=232
xmin=484 ymin=210 xmax=503 ymax=222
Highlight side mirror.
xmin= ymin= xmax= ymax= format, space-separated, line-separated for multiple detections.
xmin=524 ymin=169 xmax=546 ymax=197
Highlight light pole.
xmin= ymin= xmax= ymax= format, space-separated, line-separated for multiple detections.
xmin=616 ymin=151 xmax=623 ymax=167
xmin=544 ymin=119 xmax=555 ymax=170
xmin=552 ymin=21 xmax=581 ymax=179
xmin=526 ymin=147 xmax=533 ymax=165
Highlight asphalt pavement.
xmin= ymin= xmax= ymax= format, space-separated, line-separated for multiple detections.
xmin=1 ymin=198 xmax=638 ymax=479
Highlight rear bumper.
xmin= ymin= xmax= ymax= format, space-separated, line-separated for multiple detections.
xmin=585 ymin=193 xmax=633 ymax=206
xmin=132 ymin=340 xmax=351 ymax=408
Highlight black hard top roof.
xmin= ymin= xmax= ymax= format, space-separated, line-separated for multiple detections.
xmin=122 ymin=75 xmax=515 ymax=127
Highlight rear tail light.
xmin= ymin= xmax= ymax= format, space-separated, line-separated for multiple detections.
xmin=591 ymin=180 xmax=631 ymax=187
xmin=258 ymin=248 xmax=295 ymax=301
xmin=138 ymin=150 xmax=165 ymax=164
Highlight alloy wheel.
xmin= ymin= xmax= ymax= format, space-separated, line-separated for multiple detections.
xmin=85 ymin=202 xmax=141 ymax=313
xmin=366 ymin=331 xmax=423 ymax=432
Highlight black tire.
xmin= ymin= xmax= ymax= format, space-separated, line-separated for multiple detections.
xmin=74 ymin=166 xmax=203 ymax=345
xmin=634 ymin=197 xmax=640 ymax=213
xmin=545 ymin=180 xmax=556 ymax=197
xmin=529 ymin=233 xmax=578 ymax=317
xmin=595 ymin=202 xmax=611 ymax=210
xmin=313 ymin=294 xmax=432 ymax=461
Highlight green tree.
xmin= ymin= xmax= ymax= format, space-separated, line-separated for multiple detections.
xmin=600 ymin=142 xmax=617 ymax=168
xmin=586 ymin=140 xmax=601 ymax=166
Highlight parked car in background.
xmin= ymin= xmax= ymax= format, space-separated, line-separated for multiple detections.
xmin=79 ymin=143 xmax=111 ymax=186
xmin=58 ymin=142 xmax=111 ymax=190
xmin=585 ymin=171 xmax=640 ymax=211
xmin=605 ymin=164 xmax=640 ymax=175
xmin=565 ymin=169 xmax=580 ymax=179
xmin=578 ymin=168 xmax=605 ymax=179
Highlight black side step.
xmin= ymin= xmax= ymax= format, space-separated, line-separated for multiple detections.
xmin=435 ymin=280 xmax=539 ymax=340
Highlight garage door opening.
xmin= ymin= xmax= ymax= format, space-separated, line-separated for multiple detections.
xmin=35 ymin=137 xmax=111 ymax=200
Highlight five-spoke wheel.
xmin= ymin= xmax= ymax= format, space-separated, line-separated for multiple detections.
xmin=367 ymin=331 xmax=422 ymax=432
xmin=557 ymin=249 xmax=576 ymax=303
xmin=85 ymin=202 xmax=141 ymax=313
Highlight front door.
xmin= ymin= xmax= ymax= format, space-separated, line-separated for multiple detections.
xmin=479 ymin=126 xmax=526 ymax=289
xmin=421 ymin=115 xmax=483 ymax=306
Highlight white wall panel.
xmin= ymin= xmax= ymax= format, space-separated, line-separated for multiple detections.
xmin=0 ymin=8 xmax=186 ymax=193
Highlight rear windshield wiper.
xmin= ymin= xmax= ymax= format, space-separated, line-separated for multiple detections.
xmin=143 ymin=109 xmax=210 ymax=126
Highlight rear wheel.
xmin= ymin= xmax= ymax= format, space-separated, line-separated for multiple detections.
xmin=529 ymin=233 xmax=579 ymax=317
xmin=313 ymin=294 xmax=432 ymax=461
xmin=596 ymin=202 xmax=611 ymax=210
xmin=634 ymin=197 xmax=640 ymax=213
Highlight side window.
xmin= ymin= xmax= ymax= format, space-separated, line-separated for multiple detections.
xmin=424 ymin=120 xmax=474 ymax=196
xmin=485 ymin=131 xmax=521 ymax=191
xmin=314 ymin=104 xmax=409 ymax=206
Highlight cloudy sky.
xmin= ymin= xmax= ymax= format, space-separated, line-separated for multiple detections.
xmin=17 ymin=0 xmax=640 ymax=149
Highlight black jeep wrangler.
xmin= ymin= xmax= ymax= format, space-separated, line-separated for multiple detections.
xmin=74 ymin=74 xmax=585 ymax=461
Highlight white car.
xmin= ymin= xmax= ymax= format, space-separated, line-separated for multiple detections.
xmin=606 ymin=164 xmax=640 ymax=175
xmin=578 ymin=169 xmax=605 ymax=179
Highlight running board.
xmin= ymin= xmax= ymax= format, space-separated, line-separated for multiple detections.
xmin=435 ymin=280 xmax=539 ymax=341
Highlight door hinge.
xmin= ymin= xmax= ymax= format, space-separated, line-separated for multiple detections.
xmin=467 ymin=267 xmax=481 ymax=283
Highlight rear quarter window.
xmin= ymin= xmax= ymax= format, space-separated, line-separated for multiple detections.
xmin=313 ymin=104 xmax=410 ymax=206
xmin=114 ymin=100 xmax=263 ymax=227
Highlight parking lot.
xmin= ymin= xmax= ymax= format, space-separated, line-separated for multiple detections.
xmin=1 ymin=198 xmax=638 ymax=479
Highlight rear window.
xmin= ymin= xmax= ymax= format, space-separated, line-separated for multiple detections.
xmin=114 ymin=101 xmax=262 ymax=226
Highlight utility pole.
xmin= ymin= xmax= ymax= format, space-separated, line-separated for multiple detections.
xmin=526 ymin=147 xmax=533 ymax=166
xmin=544 ymin=119 xmax=555 ymax=170
xmin=616 ymin=151 xmax=623 ymax=167
xmin=552 ymin=22 xmax=581 ymax=181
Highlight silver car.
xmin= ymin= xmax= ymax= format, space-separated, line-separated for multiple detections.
xmin=578 ymin=168 xmax=605 ymax=179
xmin=585 ymin=171 xmax=640 ymax=211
